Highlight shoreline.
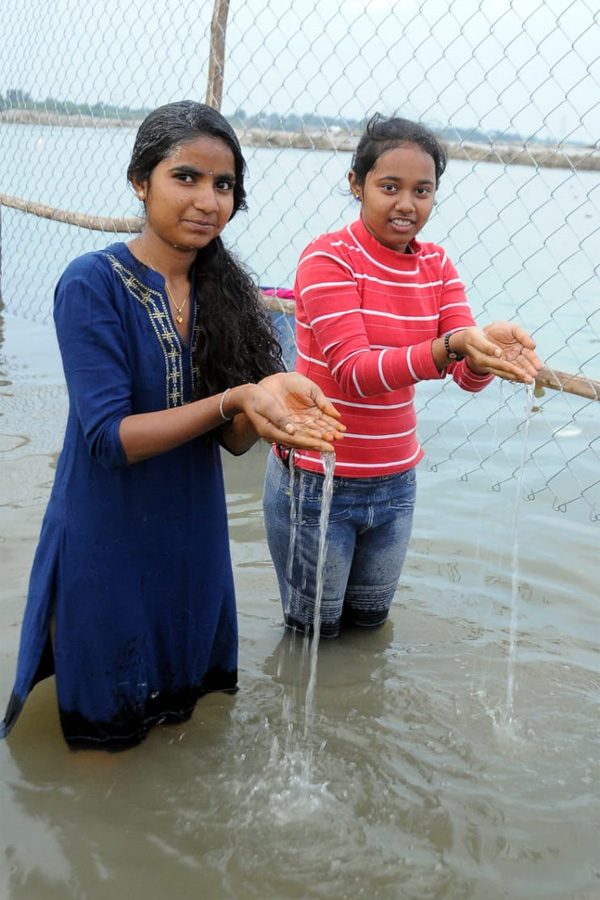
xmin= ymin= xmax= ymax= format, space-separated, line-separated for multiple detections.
xmin=1 ymin=108 xmax=599 ymax=170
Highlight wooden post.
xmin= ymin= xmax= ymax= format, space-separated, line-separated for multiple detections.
xmin=205 ymin=0 xmax=230 ymax=110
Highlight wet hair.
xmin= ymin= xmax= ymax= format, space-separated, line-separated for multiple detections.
xmin=350 ymin=113 xmax=447 ymax=188
xmin=127 ymin=101 xmax=283 ymax=396
xmin=127 ymin=100 xmax=247 ymax=217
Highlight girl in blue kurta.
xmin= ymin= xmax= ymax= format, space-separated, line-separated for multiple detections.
xmin=0 ymin=102 xmax=344 ymax=750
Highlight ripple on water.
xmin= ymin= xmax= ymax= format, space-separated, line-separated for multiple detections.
xmin=0 ymin=434 xmax=29 ymax=453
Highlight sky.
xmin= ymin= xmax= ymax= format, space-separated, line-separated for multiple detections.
xmin=2 ymin=0 xmax=599 ymax=143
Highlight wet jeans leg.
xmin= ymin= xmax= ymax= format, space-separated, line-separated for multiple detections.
xmin=343 ymin=469 xmax=416 ymax=627
xmin=263 ymin=451 xmax=417 ymax=637
xmin=263 ymin=450 xmax=354 ymax=637
xmin=263 ymin=449 xmax=294 ymax=614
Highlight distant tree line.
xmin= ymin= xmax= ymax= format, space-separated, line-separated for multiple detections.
xmin=229 ymin=108 xmax=364 ymax=133
xmin=0 ymin=88 xmax=34 ymax=108
xmin=227 ymin=108 xmax=563 ymax=147
xmin=0 ymin=89 xmax=150 ymax=120
xmin=0 ymin=90 xmax=579 ymax=146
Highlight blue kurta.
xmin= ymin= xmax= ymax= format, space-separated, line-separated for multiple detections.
xmin=0 ymin=243 xmax=238 ymax=749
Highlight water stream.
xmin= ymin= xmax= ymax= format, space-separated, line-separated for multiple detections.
xmin=504 ymin=381 xmax=536 ymax=727
xmin=302 ymin=451 xmax=335 ymax=741
xmin=273 ymin=451 xmax=337 ymax=794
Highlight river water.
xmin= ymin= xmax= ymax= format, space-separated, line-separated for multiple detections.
xmin=1 ymin=124 xmax=599 ymax=898
xmin=0 ymin=312 xmax=599 ymax=900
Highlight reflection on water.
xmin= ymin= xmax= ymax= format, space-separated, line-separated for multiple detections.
xmin=1 ymin=316 xmax=599 ymax=900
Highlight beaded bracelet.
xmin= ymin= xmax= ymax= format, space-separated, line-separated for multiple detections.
xmin=443 ymin=331 xmax=465 ymax=362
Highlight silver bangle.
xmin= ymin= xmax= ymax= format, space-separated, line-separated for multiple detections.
xmin=219 ymin=388 xmax=233 ymax=422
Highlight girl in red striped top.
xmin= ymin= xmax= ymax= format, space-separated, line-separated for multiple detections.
xmin=263 ymin=113 xmax=542 ymax=638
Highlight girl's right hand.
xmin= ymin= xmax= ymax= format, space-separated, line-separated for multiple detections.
xmin=228 ymin=379 xmax=345 ymax=453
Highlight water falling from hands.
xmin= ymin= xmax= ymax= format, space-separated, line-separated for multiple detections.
xmin=303 ymin=451 xmax=335 ymax=742
xmin=504 ymin=380 xmax=535 ymax=727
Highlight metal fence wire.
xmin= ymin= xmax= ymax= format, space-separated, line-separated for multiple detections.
xmin=0 ymin=0 xmax=599 ymax=521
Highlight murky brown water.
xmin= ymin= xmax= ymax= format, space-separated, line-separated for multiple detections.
xmin=1 ymin=315 xmax=599 ymax=900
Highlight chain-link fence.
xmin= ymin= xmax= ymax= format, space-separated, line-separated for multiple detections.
xmin=1 ymin=0 xmax=599 ymax=520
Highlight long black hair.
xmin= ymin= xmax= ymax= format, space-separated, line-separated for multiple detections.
xmin=127 ymin=101 xmax=283 ymax=397
xmin=351 ymin=113 xmax=447 ymax=189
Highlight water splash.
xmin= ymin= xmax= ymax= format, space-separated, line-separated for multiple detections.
xmin=272 ymin=451 xmax=336 ymax=794
xmin=237 ymin=696 xmax=334 ymax=823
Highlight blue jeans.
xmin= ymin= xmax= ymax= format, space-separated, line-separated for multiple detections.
xmin=262 ymin=449 xmax=417 ymax=638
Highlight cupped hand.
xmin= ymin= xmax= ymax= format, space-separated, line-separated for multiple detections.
xmin=460 ymin=322 xmax=543 ymax=384
xmin=258 ymin=373 xmax=345 ymax=448
xmin=235 ymin=374 xmax=345 ymax=452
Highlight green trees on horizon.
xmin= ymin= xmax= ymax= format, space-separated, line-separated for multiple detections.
xmin=1 ymin=90 xmax=574 ymax=147
xmin=0 ymin=91 xmax=150 ymax=120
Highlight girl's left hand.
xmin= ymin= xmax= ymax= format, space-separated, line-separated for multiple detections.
xmin=461 ymin=322 xmax=543 ymax=383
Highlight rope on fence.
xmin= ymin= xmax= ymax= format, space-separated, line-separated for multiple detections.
xmin=0 ymin=193 xmax=297 ymax=318
xmin=2 ymin=191 xmax=600 ymax=403
xmin=0 ymin=193 xmax=141 ymax=233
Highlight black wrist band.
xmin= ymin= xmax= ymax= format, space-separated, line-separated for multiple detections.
xmin=444 ymin=331 xmax=465 ymax=362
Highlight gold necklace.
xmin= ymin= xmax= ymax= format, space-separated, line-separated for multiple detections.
xmin=164 ymin=282 xmax=189 ymax=325
xmin=141 ymin=250 xmax=190 ymax=324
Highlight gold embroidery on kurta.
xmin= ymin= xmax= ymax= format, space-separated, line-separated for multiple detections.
xmin=108 ymin=254 xmax=199 ymax=408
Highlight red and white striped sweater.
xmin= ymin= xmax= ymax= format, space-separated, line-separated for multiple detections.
xmin=292 ymin=216 xmax=494 ymax=477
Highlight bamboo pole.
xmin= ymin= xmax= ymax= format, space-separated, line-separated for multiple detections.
xmin=0 ymin=193 xmax=141 ymax=232
xmin=205 ymin=0 xmax=230 ymax=110
xmin=535 ymin=366 xmax=600 ymax=402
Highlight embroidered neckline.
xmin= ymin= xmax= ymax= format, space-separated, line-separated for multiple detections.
xmin=106 ymin=252 xmax=201 ymax=408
